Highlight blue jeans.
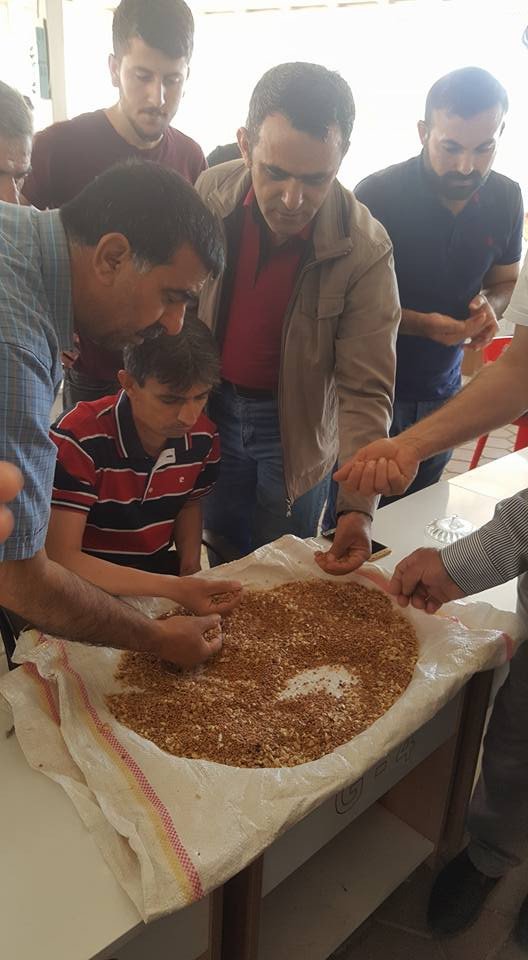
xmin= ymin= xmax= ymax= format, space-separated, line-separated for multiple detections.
xmin=322 ymin=395 xmax=453 ymax=528
xmin=204 ymin=383 xmax=330 ymax=558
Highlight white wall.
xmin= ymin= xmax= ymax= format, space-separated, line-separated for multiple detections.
xmin=25 ymin=0 xmax=528 ymax=199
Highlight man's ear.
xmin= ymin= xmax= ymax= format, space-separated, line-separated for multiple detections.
xmin=118 ymin=369 xmax=135 ymax=394
xmin=418 ymin=120 xmax=428 ymax=146
xmin=237 ymin=127 xmax=251 ymax=168
xmin=108 ymin=53 xmax=120 ymax=89
xmin=92 ymin=234 xmax=132 ymax=287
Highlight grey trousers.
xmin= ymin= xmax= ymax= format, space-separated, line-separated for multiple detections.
xmin=468 ymin=573 xmax=528 ymax=877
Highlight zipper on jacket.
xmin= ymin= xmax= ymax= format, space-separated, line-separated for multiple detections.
xmin=278 ymin=247 xmax=352 ymax=510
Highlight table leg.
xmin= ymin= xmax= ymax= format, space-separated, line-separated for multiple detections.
xmin=220 ymin=856 xmax=264 ymax=960
xmin=441 ymin=669 xmax=494 ymax=860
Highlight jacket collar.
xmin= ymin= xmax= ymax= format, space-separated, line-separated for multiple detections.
xmin=205 ymin=160 xmax=352 ymax=263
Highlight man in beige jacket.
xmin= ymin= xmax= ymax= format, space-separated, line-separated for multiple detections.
xmin=195 ymin=62 xmax=401 ymax=573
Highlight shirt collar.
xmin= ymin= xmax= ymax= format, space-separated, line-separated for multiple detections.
xmin=34 ymin=208 xmax=74 ymax=351
xmin=113 ymin=390 xmax=190 ymax=460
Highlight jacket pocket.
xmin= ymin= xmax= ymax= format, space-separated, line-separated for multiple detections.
xmin=300 ymin=293 xmax=345 ymax=320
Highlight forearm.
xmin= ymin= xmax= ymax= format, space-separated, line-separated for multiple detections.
xmin=50 ymin=547 xmax=179 ymax=602
xmin=399 ymin=308 xmax=431 ymax=336
xmin=400 ymin=342 xmax=528 ymax=460
xmin=174 ymin=502 xmax=203 ymax=574
xmin=442 ymin=488 xmax=528 ymax=594
xmin=483 ymin=281 xmax=516 ymax=320
xmin=0 ymin=550 xmax=162 ymax=653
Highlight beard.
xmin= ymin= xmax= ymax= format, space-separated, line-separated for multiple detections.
xmin=422 ymin=150 xmax=488 ymax=202
xmin=120 ymin=97 xmax=170 ymax=144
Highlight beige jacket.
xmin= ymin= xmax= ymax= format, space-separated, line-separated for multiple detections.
xmin=195 ymin=160 xmax=401 ymax=516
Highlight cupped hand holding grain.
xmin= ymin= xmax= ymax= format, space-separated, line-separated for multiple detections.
xmin=173 ymin=577 xmax=243 ymax=615
xmin=153 ymin=614 xmax=223 ymax=667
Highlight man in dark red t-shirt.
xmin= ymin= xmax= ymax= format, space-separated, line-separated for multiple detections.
xmin=23 ymin=0 xmax=206 ymax=409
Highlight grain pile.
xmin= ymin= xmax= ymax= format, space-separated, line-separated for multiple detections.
xmin=107 ymin=579 xmax=419 ymax=768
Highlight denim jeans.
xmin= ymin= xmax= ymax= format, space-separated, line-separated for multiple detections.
xmin=322 ymin=395 xmax=453 ymax=528
xmin=204 ymin=382 xmax=330 ymax=558
xmin=379 ymin=396 xmax=453 ymax=506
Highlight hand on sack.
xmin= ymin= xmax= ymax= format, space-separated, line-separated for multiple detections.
xmin=174 ymin=577 xmax=243 ymax=615
xmin=315 ymin=511 xmax=372 ymax=575
xmin=388 ymin=547 xmax=465 ymax=614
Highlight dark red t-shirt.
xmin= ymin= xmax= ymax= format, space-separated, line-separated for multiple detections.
xmin=221 ymin=188 xmax=311 ymax=391
xmin=23 ymin=109 xmax=206 ymax=380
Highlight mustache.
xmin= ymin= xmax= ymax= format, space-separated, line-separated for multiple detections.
xmin=442 ymin=172 xmax=483 ymax=185
xmin=141 ymin=108 xmax=167 ymax=118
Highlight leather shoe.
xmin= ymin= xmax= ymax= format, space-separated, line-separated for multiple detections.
xmin=427 ymin=848 xmax=500 ymax=938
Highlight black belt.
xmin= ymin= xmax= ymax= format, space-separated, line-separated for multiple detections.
xmin=222 ymin=380 xmax=275 ymax=400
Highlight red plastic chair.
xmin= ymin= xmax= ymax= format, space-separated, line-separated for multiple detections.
xmin=469 ymin=336 xmax=528 ymax=469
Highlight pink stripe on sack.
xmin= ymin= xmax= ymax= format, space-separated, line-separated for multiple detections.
xmin=23 ymin=660 xmax=60 ymax=726
xmin=56 ymin=640 xmax=204 ymax=900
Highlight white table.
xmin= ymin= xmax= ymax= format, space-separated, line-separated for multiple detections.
xmin=1 ymin=455 xmax=523 ymax=960
xmin=448 ymin=448 xmax=528 ymax=501
xmin=372 ymin=477 xmax=518 ymax=614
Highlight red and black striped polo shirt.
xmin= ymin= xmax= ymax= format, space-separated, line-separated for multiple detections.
xmin=50 ymin=391 xmax=220 ymax=570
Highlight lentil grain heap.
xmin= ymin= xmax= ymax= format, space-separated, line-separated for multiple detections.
xmin=107 ymin=579 xmax=419 ymax=768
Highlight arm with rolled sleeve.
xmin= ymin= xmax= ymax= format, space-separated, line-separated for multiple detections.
xmin=441 ymin=488 xmax=528 ymax=594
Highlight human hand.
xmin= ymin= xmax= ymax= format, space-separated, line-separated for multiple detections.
xmin=388 ymin=547 xmax=465 ymax=613
xmin=0 ymin=462 xmax=23 ymax=543
xmin=314 ymin=511 xmax=372 ymax=575
xmin=174 ymin=577 xmax=243 ymax=615
xmin=424 ymin=312 xmax=474 ymax=347
xmin=333 ymin=438 xmax=421 ymax=498
xmin=153 ymin=613 xmax=223 ymax=666
xmin=465 ymin=294 xmax=499 ymax=351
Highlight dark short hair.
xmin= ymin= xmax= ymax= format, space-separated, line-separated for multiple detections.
xmin=112 ymin=0 xmax=194 ymax=62
xmin=207 ymin=142 xmax=242 ymax=167
xmin=0 ymin=80 xmax=33 ymax=141
xmin=246 ymin=62 xmax=355 ymax=152
xmin=123 ymin=320 xmax=220 ymax=392
xmin=60 ymin=160 xmax=224 ymax=276
xmin=425 ymin=67 xmax=508 ymax=126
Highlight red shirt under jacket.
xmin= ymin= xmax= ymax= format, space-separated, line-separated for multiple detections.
xmin=221 ymin=188 xmax=312 ymax=391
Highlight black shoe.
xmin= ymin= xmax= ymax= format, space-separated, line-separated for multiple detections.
xmin=427 ymin=848 xmax=500 ymax=938
xmin=514 ymin=893 xmax=528 ymax=951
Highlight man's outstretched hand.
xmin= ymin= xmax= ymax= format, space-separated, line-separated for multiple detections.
xmin=314 ymin=511 xmax=372 ymax=576
xmin=333 ymin=438 xmax=421 ymax=499
xmin=388 ymin=547 xmax=465 ymax=614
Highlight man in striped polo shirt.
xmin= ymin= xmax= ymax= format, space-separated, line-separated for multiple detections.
xmin=45 ymin=322 xmax=233 ymax=615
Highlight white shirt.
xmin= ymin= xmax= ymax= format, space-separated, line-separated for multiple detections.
xmin=503 ymin=249 xmax=528 ymax=327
